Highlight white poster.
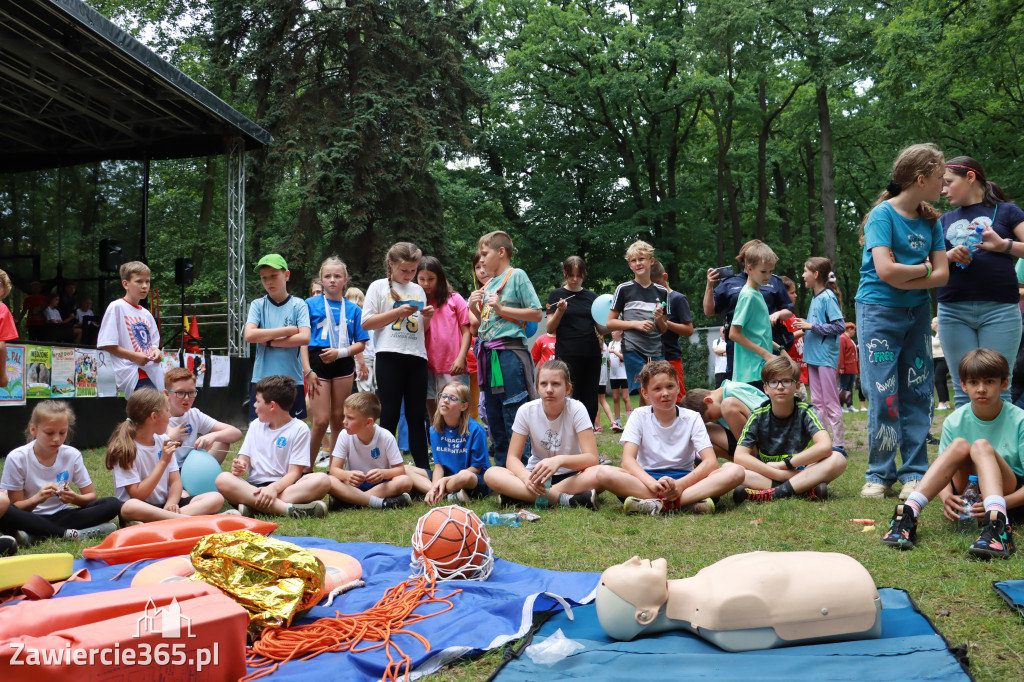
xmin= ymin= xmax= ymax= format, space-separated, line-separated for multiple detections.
xmin=96 ymin=349 xmax=117 ymax=398
xmin=209 ymin=355 xmax=230 ymax=387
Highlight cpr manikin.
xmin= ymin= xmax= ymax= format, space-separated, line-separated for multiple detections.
xmin=597 ymin=552 xmax=881 ymax=651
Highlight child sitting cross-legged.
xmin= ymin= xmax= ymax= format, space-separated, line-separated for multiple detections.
xmin=595 ymin=361 xmax=745 ymax=515
xmin=216 ymin=375 xmax=331 ymax=518
xmin=483 ymin=359 xmax=601 ymax=510
xmin=327 ymin=392 xmax=414 ymax=510
xmin=882 ymin=349 xmax=1021 ymax=559
xmin=407 ymin=381 xmax=490 ymax=504
xmin=732 ymin=355 xmax=847 ymax=503
xmin=682 ymin=379 xmax=768 ymax=462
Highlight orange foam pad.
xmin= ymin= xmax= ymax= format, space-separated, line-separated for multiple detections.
xmin=82 ymin=515 xmax=277 ymax=565
xmin=0 ymin=582 xmax=249 ymax=681
xmin=131 ymin=549 xmax=363 ymax=599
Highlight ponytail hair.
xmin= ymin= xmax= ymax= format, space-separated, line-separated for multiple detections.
xmin=431 ymin=381 xmax=471 ymax=436
xmin=945 ymin=155 xmax=1010 ymax=207
xmin=416 ymin=255 xmax=451 ymax=306
xmin=860 ymin=143 xmax=944 ymax=242
xmin=105 ymin=388 xmax=167 ymax=471
xmin=385 ymin=242 xmax=422 ymax=302
xmin=804 ymin=256 xmax=842 ymax=311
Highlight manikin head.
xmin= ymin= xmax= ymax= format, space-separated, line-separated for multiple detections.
xmin=596 ymin=556 xmax=671 ymax=640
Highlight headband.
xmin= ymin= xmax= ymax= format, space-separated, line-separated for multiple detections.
xmin=946 ymin=164 xmax=986 ymax=182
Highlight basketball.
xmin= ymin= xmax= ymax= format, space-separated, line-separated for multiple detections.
xmin=411 ymin=505 xmax=493 ymax=581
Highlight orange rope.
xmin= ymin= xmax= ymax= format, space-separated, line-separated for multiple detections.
xmin=241 ymin=576 xmax=461 ymax=682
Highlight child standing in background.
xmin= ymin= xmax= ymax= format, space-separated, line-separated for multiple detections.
xmin=607 ymin=330 xmax=629 ymax=431
xmin=361 ymin=243 xmax=434 ymax=470
xmin=345 ymin=287 xmax=374 ymax=393
xmin=839 ymin=322 xmax=860 ymax=412
xmin=418 ymin=256 xmax=471 ymax=420
xmin=729 ymin=242 xmax=778 ymax=389
xmin=0 ymin=269 xmax=16 ymax=389
xmin=97 ymin=261 xmax=164 ymax=396
xmin=793 ymin=257 xmax=846 ymax=454
xmin=305 ymin=257 xmax=369 ymax=469
xmin=780 ymin=276 xmax=808 ymax=387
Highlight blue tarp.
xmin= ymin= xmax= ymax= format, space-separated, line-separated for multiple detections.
xmin=58 ymin=536 xmax=599 ymax=680
xmin=993 ymin=580 xmax=1024 ymax=618
xmin=493 ymin=588 xmax=972 ymax=681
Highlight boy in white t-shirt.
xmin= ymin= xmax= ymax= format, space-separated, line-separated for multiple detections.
xmin=164 ymin=367 xmax=243 ymax=466
xmin=328 ymin=392 xmax=413 ymax=509
xmin=97 ymin=261 xmax=164 ymax=397
xmin=216 ymin=375 xmax=331 ymax=518
xmin=596 ymin=361 xmax=745 ymax=515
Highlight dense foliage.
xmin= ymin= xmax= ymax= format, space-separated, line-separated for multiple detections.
xmin=5 ymin=0 xmax=1024 ymax=332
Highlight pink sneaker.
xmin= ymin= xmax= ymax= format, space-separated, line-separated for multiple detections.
xmin=595 ymin=426 xmax=603 ymax=434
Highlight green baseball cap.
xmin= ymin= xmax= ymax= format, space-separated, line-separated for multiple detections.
xmin=256 ymin=254 xmax=288 ymax=271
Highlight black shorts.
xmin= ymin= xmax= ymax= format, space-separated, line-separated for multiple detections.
xmin=156 ymin=494 xmax=196 ymax=508
xmin=309 ymin=350 xmax=355 ymax=380
xmin=598 ymin=384 xmax=606 ymax=395
xmin=726 ymin=428 xmax=738 ymax=456
xmin=609 ymin=378 xmax=627 ymax=390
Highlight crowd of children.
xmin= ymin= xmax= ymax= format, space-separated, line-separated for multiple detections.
xmin=1 ymin=143 xmax=1022 ymax=565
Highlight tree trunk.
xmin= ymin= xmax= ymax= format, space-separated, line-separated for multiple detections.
xmin=773 ymin=161 xmax=791 ymax=245
xmin=817 ymin=84 xmax=837 ymax=264
xmin=803 ymin=143 xmax=819 ymax=252
xmin=756 ymin=79 xmax=768 ymax=240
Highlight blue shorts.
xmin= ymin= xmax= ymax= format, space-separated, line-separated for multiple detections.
xmin=644 ymin=467 xmax=691 ymax=480
xmin=439 ymin=467 xmax=490 ymax=497
xmin=623 ymin=350 xmax=665 ymax=391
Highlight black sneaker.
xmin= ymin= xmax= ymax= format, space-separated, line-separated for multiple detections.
xmin=381 ymin=493 xmax=412 ymax=510
xmin=567 ymin=490 xmax=598 ymax=510
xmin=969 ymin=511 xmax=1016 ymax=560
xmin=926 ymin=433 xmax=940 ymax=446
xmin=806 ymin=482 xmax=828 ymax=501
xmin=0 ymin=535 xmax=17 ymax=557
xmin=287 ymin=500 xmax=328 ymax=519
xmin=496 ymin=493 xmax=517 ymax=509
xmin=881 ymin=504 xmax=917 ymax=550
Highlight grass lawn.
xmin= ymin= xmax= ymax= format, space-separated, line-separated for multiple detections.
xmin=12 ymin=399 xmax=1023 ymax=681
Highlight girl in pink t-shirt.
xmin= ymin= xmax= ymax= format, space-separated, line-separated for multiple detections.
xmin=418 ymin=256 xmax=471 ymax=419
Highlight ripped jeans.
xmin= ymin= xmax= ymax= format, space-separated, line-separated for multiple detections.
xmin=484 ymin=348 xmax=533 ymax=468
xmin=856 ymin=301 xmax=933 ymax=486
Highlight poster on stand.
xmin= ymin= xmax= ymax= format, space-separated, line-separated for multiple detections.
xmin=0 ymin=343 xmax=26 ymax=405
xmin=209 ymin=355 xmax=230 ymax=387
xmin=75 ymin=348 xmax=98 ymax=397
xmin=50 ymin=346 xmax=76 ymax=398
xmin=184 ymin=352 xmax=206 ymax=380
xmin=26 ymin=345 xmax=52 ymax=398
xmin=96 ymin=350 xmax=117 ymax=398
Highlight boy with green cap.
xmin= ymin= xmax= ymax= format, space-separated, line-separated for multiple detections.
xmin=244 ymin=254 xmax=311 ymax=421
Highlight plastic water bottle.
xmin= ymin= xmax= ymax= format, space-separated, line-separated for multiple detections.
xmin=956 ymin=224 xmax=984 ymax=269
xmin=535 ymin=477 xmax=552 ymax=510
xmin=958 ymin=475 xmax=981 ymax=534
xmin=481 ymin=512 xmax=520 ymax=528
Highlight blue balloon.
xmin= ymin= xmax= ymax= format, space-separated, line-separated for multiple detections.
xmin=591 ymin=293 xmax=614 ymax=326
xmin=179 ymin=449 xmax=222 ymax=496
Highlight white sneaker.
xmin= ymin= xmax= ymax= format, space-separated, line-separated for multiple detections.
xmin=899 ymin=479 xmax=920 ymax=501
xmin=861 ymin=482 xmax=895 ymax=499
xmin=623 ymin=496 xmax=663 ymax=516
xmin=684 ymin=498 xmax=716 ymax=515
xmin=314 ymin=449 xmax=332 ymax=470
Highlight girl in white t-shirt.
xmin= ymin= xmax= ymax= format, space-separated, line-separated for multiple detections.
xmin=483 ymin=360 xmax=602 ymax=509
xmin=0 ymin=401 xmax=124 ymax=543
xmin=105 ymin=388 xmax=226 ymax=522
xmin=361 ymin=242 xmax=436 ymax=470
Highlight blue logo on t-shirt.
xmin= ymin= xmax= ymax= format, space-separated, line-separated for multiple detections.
xmin=183 ymin=423 xmax=194 ymax=435
xmin=276 ymin=436 xmax=287 ymax=448
xmin=370 ymin=447 xmax=381 ymax=460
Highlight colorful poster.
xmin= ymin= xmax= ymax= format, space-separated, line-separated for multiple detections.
xmin=50 ymin=346 xmax=76 ymax=398
xmin=1 ymin=343 xmax=26 ymax=405
xmin=184 ymin=352 xmax=206 ymax=380
xmin=96 ymin=349 xmax=117 ymax=398
xmin=75 ymin=348 xmax=98 ymax=397
xmin=209 ymin=355 xmax=230 ymax=388
xmin=26 ymin=345 xmax=52 ymax=398
xmin=162 ymin=349 xmax=181 ymax=375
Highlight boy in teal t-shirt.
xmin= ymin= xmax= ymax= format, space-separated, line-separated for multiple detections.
xmin=882 ymin=349 xmax=1022 ymax=559
xmin=730 ymin=242 xmax=778 ymax=386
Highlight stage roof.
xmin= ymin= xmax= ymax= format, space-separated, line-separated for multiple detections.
xmin=0 ymin=0 xmax=272 ymax=172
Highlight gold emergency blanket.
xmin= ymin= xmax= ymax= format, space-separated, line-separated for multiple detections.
xmin=189 ymin=530 xmax=325 ymax=637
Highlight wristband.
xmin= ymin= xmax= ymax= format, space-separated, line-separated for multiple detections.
xmin=1005 ymin=238 xmax=1014 ymax=253
xmin=783 ymin=456 xmax=796 ymax=470
xmin=304 ymin=369 xmax=313 ymax=378
xmin=338 ymin=347 xmax=351 ymax=359
xmin=923 ymin=262 xmax=932 ymax=279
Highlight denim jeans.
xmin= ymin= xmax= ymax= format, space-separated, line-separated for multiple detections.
xmin=484 ymin=348 xmax=532 ymax=467
xmin=857 ymin=301 xmax=933 ymax=485
xmin=623 ymin=350 xmax=664 ymax=391
xmin=938 ymin=300 xmax=1022 ymax=408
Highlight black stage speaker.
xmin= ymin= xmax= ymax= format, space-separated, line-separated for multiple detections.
xmin=175 ymin=258 xmax=194 ymax=286
xmin=99 ymin=238 xmax=122 ymax=273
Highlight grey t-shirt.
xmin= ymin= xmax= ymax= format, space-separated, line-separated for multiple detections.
xmin=738 ymin=399 xmax=824 ymax=461
xmin=610 ymin=280 xmax=669 ymax=358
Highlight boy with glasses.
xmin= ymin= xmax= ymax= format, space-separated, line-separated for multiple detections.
xmin=732 ymin=355 xmax=848 ymax=503
xmin=164 ymin=367 xmax=243 ymax=466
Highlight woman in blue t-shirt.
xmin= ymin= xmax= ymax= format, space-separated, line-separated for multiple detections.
xmin=938 ymin=156 xmax=1024 ymax=408
xmin=855 ymin=143 xmax=948 ymax=501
